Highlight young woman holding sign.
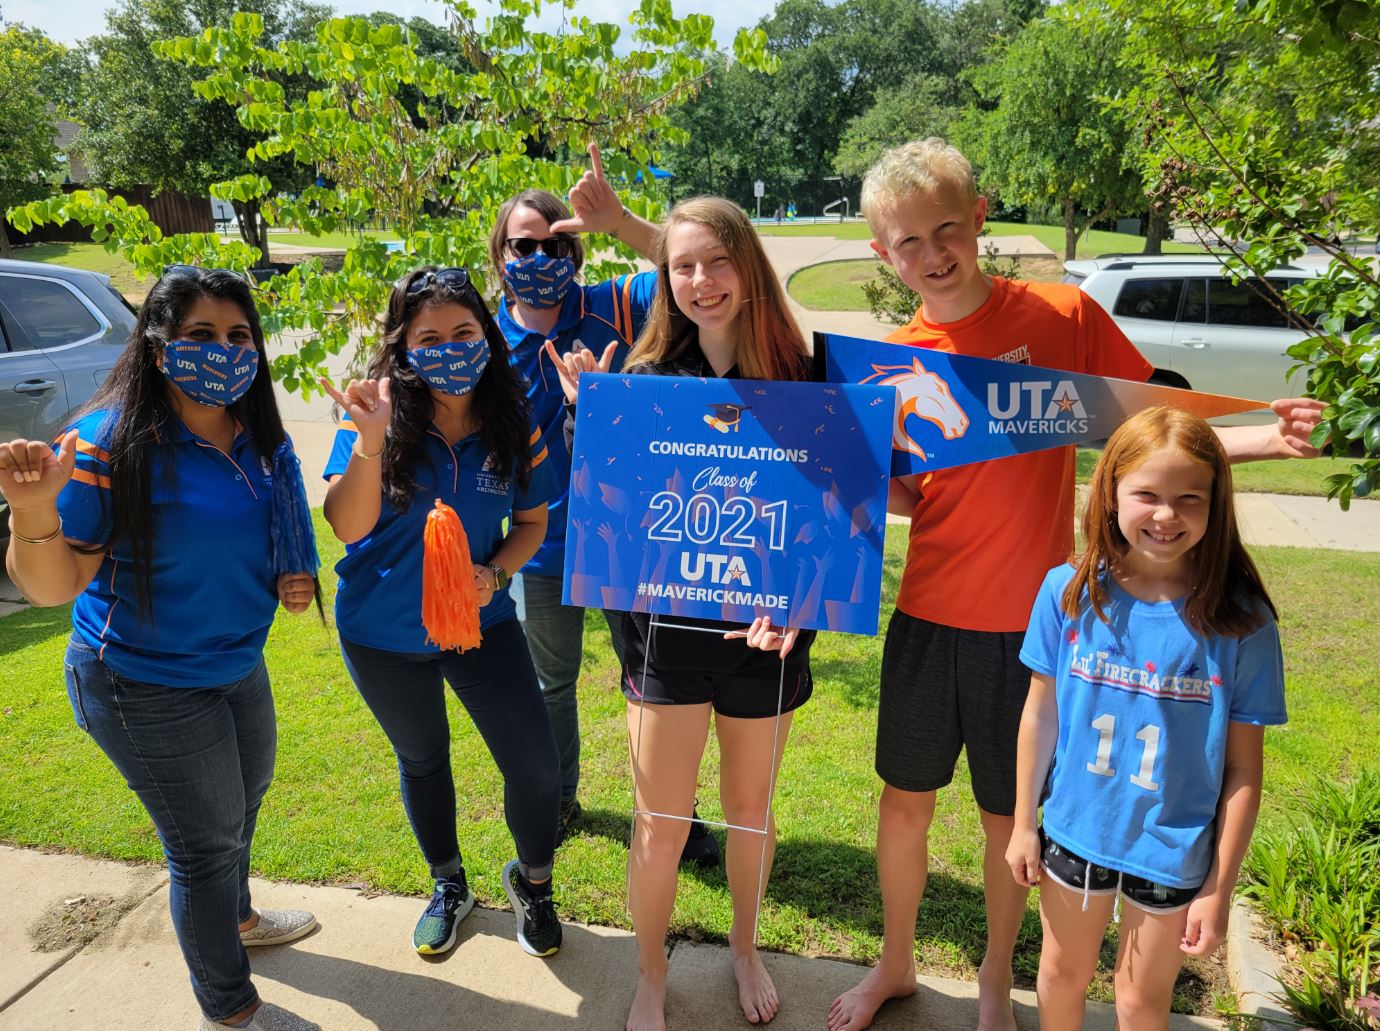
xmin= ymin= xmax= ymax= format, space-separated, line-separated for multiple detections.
xmin=547 ymin=196 xmax=817 ymax=1031
xmin=320 ymin=267 xmax=565 ymax=961
xmin=0 ymin=267 xmax=320 ymax=1031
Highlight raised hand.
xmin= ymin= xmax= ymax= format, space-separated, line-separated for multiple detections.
xmin=0 ymin=429 xmax=78 ymax=512
xmin=1270 ymin=396 xmax=1326 ymax=458
xmin=542 ymin=339 xmax=618 ymax=404
xmin=321 ymin=376 xmax=393 ymax=454
xmin=549 ymin=143 xmax=626 ymax=237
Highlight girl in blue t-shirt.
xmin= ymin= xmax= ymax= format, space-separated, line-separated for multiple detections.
xmin=0 ymin=267 xmax=321 ymax=1031
xmin=320 ymin=266 xmax=563 ymax=961
xmin=1008 ymin=405 xmax=1286 ymax=1030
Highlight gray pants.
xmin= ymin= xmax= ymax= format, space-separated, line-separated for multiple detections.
xmin=511 ymin=571 xmax=626 ymax=803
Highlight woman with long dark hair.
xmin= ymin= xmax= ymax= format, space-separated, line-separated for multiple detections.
xmin=0 ymin=267 xmax=321 ymax=1031
xmin=320 ymin=266 xmax=564 ymax=959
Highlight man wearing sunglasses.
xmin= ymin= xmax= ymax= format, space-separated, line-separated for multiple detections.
xmin=486 ymin=147 xmax=721 ymax=867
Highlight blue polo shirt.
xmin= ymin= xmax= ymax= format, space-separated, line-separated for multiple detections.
xmin=499 ymin=271 xmax=657 ymax=577
xmin=57 ymin=409 xmax=281 ymax=688
xmin=324 ymin=419 xmax=556 ymax=653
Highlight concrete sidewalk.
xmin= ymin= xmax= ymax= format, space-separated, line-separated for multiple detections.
xmin=0 ymin=846 xmax=1218 ymax=1031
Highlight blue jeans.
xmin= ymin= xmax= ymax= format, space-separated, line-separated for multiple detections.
xmin=511 ymin=572 xmax=625 ymax=803
xmin=63 ymin=636 xmax=275 ymax=1022
xmin=340 ymin=618 xmax=560 ymax=882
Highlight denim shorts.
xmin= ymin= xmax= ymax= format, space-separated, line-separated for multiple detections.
xmin=1040 ymin=830 xmax=1202 ymax=913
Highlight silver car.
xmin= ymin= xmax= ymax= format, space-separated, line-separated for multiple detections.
xmin=0 ymin=258 xmax=137 ymax=534
xmin=1063 ymin=254 xmax=1323 ymax=407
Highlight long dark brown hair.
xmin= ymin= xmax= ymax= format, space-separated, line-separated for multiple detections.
xmin=369 ymin=268 xmax=533 ymax=510
xmin=78 ymin=268 xmax=310 ymax=622
xmin=626 ymin=196 xmax=810 ymax=381
xmin=1064 ymin=405 xmax=1276 ymax=637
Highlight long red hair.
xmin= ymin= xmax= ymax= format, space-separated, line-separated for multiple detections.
xmin=1064 ymin=406 xmax=1276 ymax=637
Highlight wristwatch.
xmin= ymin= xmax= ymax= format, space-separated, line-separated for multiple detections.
xmin=487 ymin=563 xmax=509 ymax=591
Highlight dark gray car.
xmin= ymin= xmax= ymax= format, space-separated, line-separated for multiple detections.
xmin=0 ymin=258 xmax=137 ymax=535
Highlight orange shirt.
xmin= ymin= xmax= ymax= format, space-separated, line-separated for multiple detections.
xmin=890 ymin=277 xmax=1153 ymax=632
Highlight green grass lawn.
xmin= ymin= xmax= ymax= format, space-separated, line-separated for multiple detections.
xmin=3 ymin=512 xmax=1375 ymax=1012
xmin=268 ymin=229 xmax=394 ymax=249
xmin=1076 ymin=449 xmax=1375 ymax=499
xmin=788 ymin=256 xmax=1067 ymax=312
xmin=8 ymin=241 xmax=152 ymax=301
xmin=760 ymin=220 xmax=1205 ymax=261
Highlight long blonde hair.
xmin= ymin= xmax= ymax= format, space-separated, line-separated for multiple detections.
xmin=1064 ymin=406 xmax=1275 ymax=637
xmin=626 ymin=196 xmax=810 ymax=381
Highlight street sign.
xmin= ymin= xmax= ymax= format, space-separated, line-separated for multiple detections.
xmin=753 ymin=180 xmax=765 ymax=198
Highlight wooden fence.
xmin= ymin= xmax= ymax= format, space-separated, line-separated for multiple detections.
xmin=7 ymin=183 xmax=213 ymax=246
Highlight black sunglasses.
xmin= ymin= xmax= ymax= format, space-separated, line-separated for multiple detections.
xmin=404 ymin=267 xmax=475 ymax=295
xmin=162 ymin=263 xmax=249 ymax=282
xmin=504 ymin=236 xmax=575 ymax=260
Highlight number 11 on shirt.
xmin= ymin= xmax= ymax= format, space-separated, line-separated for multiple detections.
xmin=1085 ymin=714 xmax=1162 ymax=791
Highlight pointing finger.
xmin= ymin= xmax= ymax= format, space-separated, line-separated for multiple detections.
xmin=319 ymin=377 xmax=350 ymax=408
xmin=378 ymin=376 xmax=392 ymax=406
xmin=57 ymin=429 xmax=79 ymax=478
xmin=598 ymin=342 xmax=619 ymax=372
xmin=589 ymin=142 xmax=605 ymax=181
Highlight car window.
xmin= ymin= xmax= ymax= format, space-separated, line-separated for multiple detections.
xmin=1206 ymin=278 xmax=1295 ymax=329
xmin=1180 ymin=279 xmax=1206 ymax=323
xmin=0 ymin=275 xmax=102 ymax=351
xmin=1112 ymin=278 xmax=1183 ymax=321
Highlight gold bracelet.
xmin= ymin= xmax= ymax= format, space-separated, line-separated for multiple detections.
xmin=352 ymin=439 xmax=384 ymax=460
xmin=9 ymin=516 xmax=63 ymax=545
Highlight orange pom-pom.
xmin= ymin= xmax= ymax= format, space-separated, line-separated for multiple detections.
xmin=422 ymin=499 xmax=483 ymax=652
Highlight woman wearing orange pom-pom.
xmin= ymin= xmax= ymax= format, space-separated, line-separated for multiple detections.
xmin=320 ymin=267 xmax=564 ymax=960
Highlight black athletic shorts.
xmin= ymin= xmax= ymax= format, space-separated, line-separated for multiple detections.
xmin=619 ymin=611 xmax=815 ymax=719
xmin=1040 ymin=829 xmax=1202 ymax=912
xmin=874 ymin=609 xmax=1030 ymax=815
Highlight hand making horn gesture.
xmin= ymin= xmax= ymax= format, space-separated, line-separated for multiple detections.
xmin=0 ymin=429 xmax=78 ymax=510
xmin=320 ymin=376 xmax=393 ymax=457
xmin=551 ymin=143 xmax=629 ymax=238
xmin=543 ymin=339 xmax=618 ymax=405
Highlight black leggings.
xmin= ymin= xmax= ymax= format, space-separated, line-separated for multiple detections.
xmin=340 ymin=619 xmax=560 ymax=882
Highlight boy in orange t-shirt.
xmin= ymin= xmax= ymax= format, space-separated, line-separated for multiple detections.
xmin=828 ymin=138 xmax=1324 ymax=1031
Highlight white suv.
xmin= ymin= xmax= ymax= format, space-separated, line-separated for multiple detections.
xmin=1063 ymin=255 xmax=1321 ymax=407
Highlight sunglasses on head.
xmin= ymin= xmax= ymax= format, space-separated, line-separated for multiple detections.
xmin=404 ymin=267 xmax=475 ymax=295
xmin=504 ymin=236 xmax=575 ymax=260
xmin=162 ymin=263 xmax=248 ymax=282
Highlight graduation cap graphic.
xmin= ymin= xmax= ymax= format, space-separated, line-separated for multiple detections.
xmin=703 ymin=403 xmax=750 ymax=433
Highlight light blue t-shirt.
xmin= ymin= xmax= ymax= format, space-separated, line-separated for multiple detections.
xmin=499 ymin=272 xmax=658 ymax=577
xmin=1020 ymin=563 xmax=1286 ymax=887
xmin=324 ymin=418 xmax=556 ymax=653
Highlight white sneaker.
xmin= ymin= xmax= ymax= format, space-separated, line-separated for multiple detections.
xmin=197 ymin=1001 xmax=321 ymax=1030
xmin=239 ymin=909 xmax=317 ymax=948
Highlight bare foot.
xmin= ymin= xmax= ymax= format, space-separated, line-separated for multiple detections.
xmin=976 ymin=958 xmax=1017 ymax=1031
xmin=731 ymin=945 xmax=780 ymax=1024
xmin=626 ymin=970 xmax=668 ymax=1031
xmin=827 ymin=963 xmax=917 ymax=1031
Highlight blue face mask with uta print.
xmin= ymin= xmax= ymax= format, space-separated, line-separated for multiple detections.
xmin=504 ymin=253 xmax=576 ymax=309
xmin=406 ymin=339 xmax=490 ymax=395
xmin=161 ymin=340 xmax=259 ymax=407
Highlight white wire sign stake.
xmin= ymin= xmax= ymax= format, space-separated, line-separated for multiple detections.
xmin=627 ymin=611 xmax=790 ymax=946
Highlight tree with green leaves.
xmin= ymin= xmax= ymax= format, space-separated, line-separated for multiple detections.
xmin=1105 ymin=0 xmax=1379 ymax=510
xmin=0 ymin=25 xmax=67 ymax=257
xmin=11 ymin=0 xmax=776 ymax=397
xmin=833 ymin=72 xmax=954 ymax=179
xmin=77 ymin=0 xmax=329 ymax=261
xmin=955 ymin=8 xmax=1142 ymax=260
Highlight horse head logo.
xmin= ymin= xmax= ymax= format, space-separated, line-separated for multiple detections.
xmin=861 ymin=358 xmax=969 ymax=460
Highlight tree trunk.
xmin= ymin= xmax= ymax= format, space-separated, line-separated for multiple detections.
xmin=1143 ymin=206 xmax=1169 ymax=255
xmin=232 ymin=199 xmax=270 ymax=264
xmin=0 ymin=220 xmax=12 ymax=259
xmin=1063 ymin=197 xmax=1078 ymax=261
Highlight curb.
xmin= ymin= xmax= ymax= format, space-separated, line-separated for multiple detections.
xmin=1227 ymin=896 xmax=1294 ymax=1029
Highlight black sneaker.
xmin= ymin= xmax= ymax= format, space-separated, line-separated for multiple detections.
xmin=501 ymin=859 xmax=563 ymax=957
xmin=412 ymin=871 xmax=474 ymax=955
xmin=556 ymin=797 xmax=582 ymax=846
xmin=680 ymin=801 xmax=722 ymax=867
